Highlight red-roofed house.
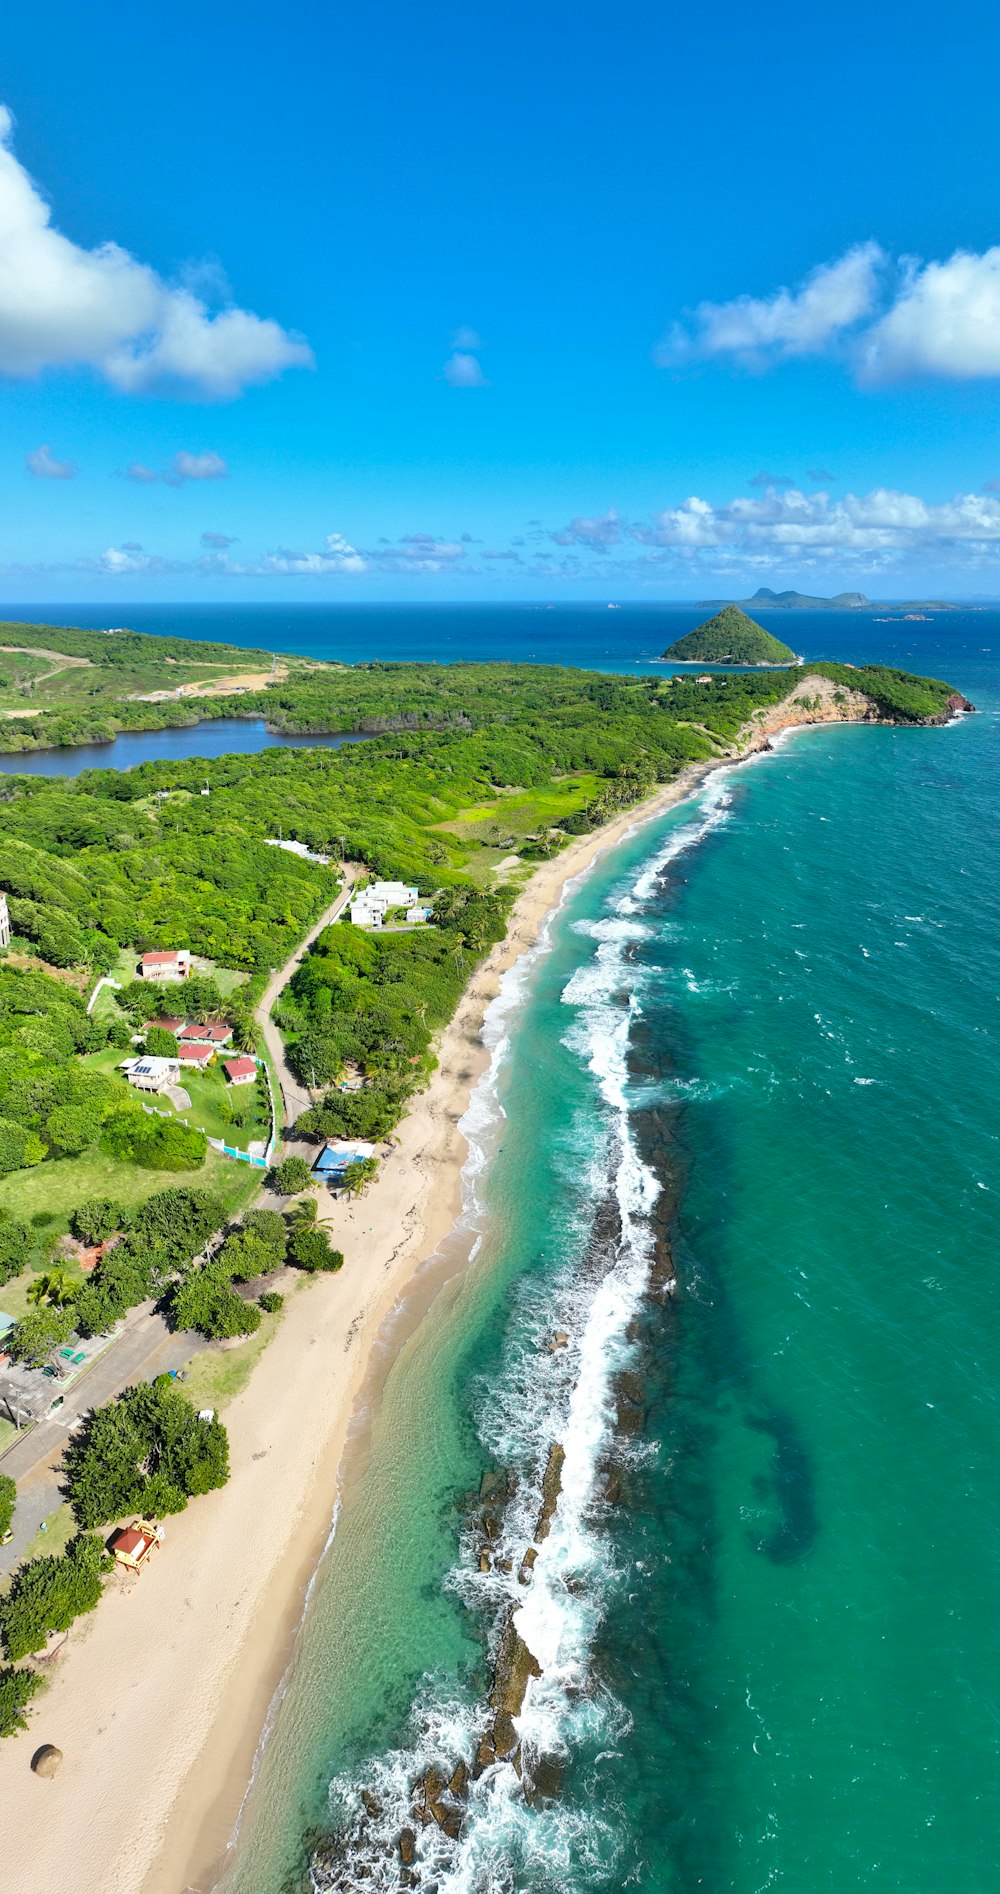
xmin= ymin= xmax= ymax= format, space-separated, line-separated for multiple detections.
xmin=145 ymin=1016 xmax=187 ymax=1035
xmin=179 ymin=1021 xmax=233 ymax=1046
xmin=176 ymin=1041 xmax=214 ymax=1066
xmin=223 ymin=1056 xmax=257 ymax=1086
xmin=139 ymin=950 xmax=191 ymax=982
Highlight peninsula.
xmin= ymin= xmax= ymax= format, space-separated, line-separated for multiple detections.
xmin=661 ymin=604 xmax=798 ymax=665
xmin=0 ymin=627 xmax=972 ymax=1894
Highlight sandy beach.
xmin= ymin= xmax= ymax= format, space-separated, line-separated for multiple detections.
xmin=0 ymin=736 xmax=762 ymax=1894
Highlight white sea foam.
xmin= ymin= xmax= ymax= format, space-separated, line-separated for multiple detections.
xmin=314 ymin=779 xmax=733 ymax=1890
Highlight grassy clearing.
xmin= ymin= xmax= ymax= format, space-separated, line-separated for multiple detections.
xmin=80 ymin=1048 xmax=268 ymax=1151
xmin=179 ymin=1300 xmax=287 ymax=1410
xmin=12 ymin=1503 xmax=77 ymax=1577
xmin=0 ymin=1143 xmax=259 ymax=1232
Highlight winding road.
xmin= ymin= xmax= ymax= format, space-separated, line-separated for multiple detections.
xmin=254 ymin=867 xmax=356 ymax=1136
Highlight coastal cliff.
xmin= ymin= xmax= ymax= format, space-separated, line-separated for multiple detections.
xmin=736 ymin=671 xmax=973 ymax=753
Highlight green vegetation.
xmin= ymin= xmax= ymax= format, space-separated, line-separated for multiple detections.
xmin=64 ymin=1375 xmax=230 ymax=1527
xmin=808 ymin=662 xmax=959 ymax=722
xmin=662 ymin=606 xmax=798 ymax=665
xmin=0 ymin=1664 xmax=43 ymax=1738
xmin=6 ymin=1305 xmax=75 ymax=1364
xmin=71 ymin=1188 xmax=227 ymax=1337
xmin=0 ymin=1532 xmax=110 ymax=1658
xmin=0 ymin=1474 xmax=15 ymax=1540
xmin=170 ymin=1205 xmax=286 ymax=1339
xmin=269 ymin=1154 xmax=312 ymax=1194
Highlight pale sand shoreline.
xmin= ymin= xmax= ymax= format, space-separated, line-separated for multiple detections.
xmin=0 ymin=699 xmax=831 ymax=1894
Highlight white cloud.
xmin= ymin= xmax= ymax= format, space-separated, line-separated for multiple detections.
xmin=658 ymin=244 xmax=883 ymax=368
xmin=661 ymin=240 xmax=1000 ymax=385
xmin=26 ymin=443 xmax=75 ymax=479
xmin=552 ymin=508 xmax=622 ymax=550
xmin=257 ymin=532 xmax=367 ymax=576
xmin=0 ymin=105 xmax=312 ymax=399
xmin=443 ymin=351 xmax=488 ymax=388
xmin=452 ymin=326 xmax=481 ymax=349
xmin=860 ymin=247 xmax=1000 ymax=380
xmin=123 ymin=450 xmax=227 ymax=484
xmin=164 ymin=449 xmax=228 ymax=484
xmin=201 ymin=530 xmax=237 ymax=549
xmin=632 ymin=484 xmax=1000 ymax=566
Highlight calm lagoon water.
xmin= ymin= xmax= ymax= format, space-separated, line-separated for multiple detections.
xmin=5 ymin=604 xmax=997 ymax=1889
xmin=0 ymin=721 xmax=369 ymax=777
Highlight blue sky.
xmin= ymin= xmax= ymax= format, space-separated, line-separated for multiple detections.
xmin=4 ymin=0 xmax=1000 ymax=600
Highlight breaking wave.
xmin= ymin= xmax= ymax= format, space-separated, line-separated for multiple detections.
xmin=310 ymin=783 xmax=732 ymax=1892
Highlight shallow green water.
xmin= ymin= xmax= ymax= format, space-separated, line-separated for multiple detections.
xmin=218 ymin=647 xmax=999 ymax=1894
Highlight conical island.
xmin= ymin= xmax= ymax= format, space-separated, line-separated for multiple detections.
xmin=661 ymin=605 xmax=798 ymax=665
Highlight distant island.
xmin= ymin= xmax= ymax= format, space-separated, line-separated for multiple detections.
xmin=696 ymin=586 xmax=963 ymax=612
xmin=661 ymin=605 xmax=798 ymax=666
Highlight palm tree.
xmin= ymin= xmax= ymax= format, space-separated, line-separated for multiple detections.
xmin=28 ymin=1269 xmax=77 ymax=1310
xmin=229 ymin=1014 xmax=258 ymax=1054
xmin=287 ymin=1194 xmax=319 ymax=1230
xmin=342 ymin=1157 xmax=379 ymax=1199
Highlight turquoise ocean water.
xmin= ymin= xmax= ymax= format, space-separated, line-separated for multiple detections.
xmin=87 ymin=608 xmax=989 ymax=1893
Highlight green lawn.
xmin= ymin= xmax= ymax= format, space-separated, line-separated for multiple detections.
xmin=179 ymin=1297 xmax=289 ymax=1410
xmin=81 ymin=1046 xmax=269 ymax=1152
xmin=0 ymin=1143 xmax=259 ymax=1232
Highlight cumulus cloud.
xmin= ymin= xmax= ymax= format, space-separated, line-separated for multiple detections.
xmin=163 ymin=449 xmax=228 ymax=485
xmin=26 ymin=443 xmax=75 ymax=479
xmin=658 ymin=244 xmax=883 ymax=369
xmin=444 ymin=351 xmax=488 ymax=388
xmin=122 ymin=450 xmax=227 ymax=484
xmin=552 ymin=507 xmax=622 ymax=550
xmin=0 ymin=105 xmax=312 ymax=398
xmin=859 ymin=247 xmax=1000 ymax=381
xmin=630 ymin=484 xmax=1000 ymax=567
xmin=660 ymin=240 xmax=1000 ymax=384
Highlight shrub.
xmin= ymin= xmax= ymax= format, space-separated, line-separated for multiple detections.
xmin=6 ymin=1306 xmax=75 ymax=1366
xmin=107 ymin=1017 xmax=134 ymax=1050
xmin=64 ymin=1377 xmax=230 ymax=1527
xmin=71 ymin=1198 xmax=129 ymax=1245
xmin=288 ymin=1226 xmax=344 ymax=1273
xmin=0 ymin=1665 xmax=43 ymax=1738
xmin=269 ymin=1154 xmax=312 ymax=1195
xmin=0 ymin=1474 xmax=15 ymax=1539
xmin=172 ymin=1267 xmax=262 ymax=1340
xmin=45 ymin=1102 xmax=102 ymax=1156
xmin=258 ymin=1290 xmax=284 ymax=1314
xmin=144 ymin=1025 xmax=178 ymax=1056
xmin=0 ymin=1117 xmax=45 ymax=1174
xmin=0 ymin=1534 xmax=110 ymax=1660
xmin=100 ymin=1108 xmax=206 ymax=1171
xmin=0 ymin=1211 xmax=29 ymax=1287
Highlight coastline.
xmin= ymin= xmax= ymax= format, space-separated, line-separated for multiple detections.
xmin=0 ymin=750 xmax=724 ymax=1894
xmin=1 ymin=670 xmax=949 ymax=1894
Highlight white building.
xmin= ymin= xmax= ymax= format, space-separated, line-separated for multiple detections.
xmin=350 ymin=881 xmax=420 ymax=929
xmin=121 ymin=1056 xmax=181 ymax=1093
xmin=139 ymin=949 xmax=191 ymax=982
xmin=0 ymin=892 xmax=9 ymax=951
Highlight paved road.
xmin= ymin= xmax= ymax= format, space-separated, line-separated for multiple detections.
xmin=0 ymin=1304 xmax=208 ymax=1573
xmin=255 ymin=868 xmax=356 ymax=1134
xmin=0 ymin=878 xmax=355 ymax=1572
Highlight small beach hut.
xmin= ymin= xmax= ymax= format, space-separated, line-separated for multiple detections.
xmin=112 ymin=1519 xmax=162 ymax=1573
